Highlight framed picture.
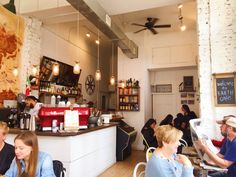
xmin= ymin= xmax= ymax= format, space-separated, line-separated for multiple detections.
xmin=188 ymin=100 xmax=195 ymax=104
xmin=155 ymin=84 xmax=172 ymax=93
xmin=183 ymin=76 xmax=194 ymax=91
xmin=188 ymin=93 xmax=195 ymax=98
xmin=213 ymin=73 xmax=236 ymax=106
xmin=180 ymin=92 xmax=187 ymax=98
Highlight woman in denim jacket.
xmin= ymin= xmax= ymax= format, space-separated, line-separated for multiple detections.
xmin=4 ymin=131 xmax=55 ymax=177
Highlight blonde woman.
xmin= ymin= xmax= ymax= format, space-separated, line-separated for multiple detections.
xmin=0 ymin=121 xmax=14 ymax=175
xmin=145 ymin=125 xmax=194 ymax=177
xmin=4 ymin=131 xmax=55 ymax=177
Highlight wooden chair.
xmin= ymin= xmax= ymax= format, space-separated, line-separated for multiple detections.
xmin=133 ymin=162 xmax=146 ymax=177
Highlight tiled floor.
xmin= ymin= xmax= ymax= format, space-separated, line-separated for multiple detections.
xmin=98 ymin=150 xmax=145 ymax=177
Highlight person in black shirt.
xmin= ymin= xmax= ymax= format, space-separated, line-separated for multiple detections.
xmin=141 ymin=118 xmax=158 ymax=149
xmin=0 ymin=121 xmax=15 ymax=175
xmin=159 ymin=114 xmax=174 ymax=126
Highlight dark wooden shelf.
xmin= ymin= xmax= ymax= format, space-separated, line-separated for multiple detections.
xmin=179 ymin=90 xmax=196 ymax=92
xmin=39 ymin=91 xmax=78 ymax=98
xmin=119 ymin=94 xmax=139 ymax=96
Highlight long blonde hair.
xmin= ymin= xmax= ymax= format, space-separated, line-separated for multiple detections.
xmin=15 ymin=131 xmax=38 ymax=177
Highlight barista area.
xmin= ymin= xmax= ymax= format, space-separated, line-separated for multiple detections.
xmin=0 ymin=56 xmax=137 ymax=163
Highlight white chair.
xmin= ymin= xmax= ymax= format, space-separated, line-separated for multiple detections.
xmin=180 ymin=138 xmax=188 ymax=147
xmin=146 ymin=147 xmax=156 ymax=162
xmin=133 ymin=162 xmax=146 ymax=177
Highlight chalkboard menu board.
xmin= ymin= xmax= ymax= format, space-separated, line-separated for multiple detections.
xmin=213 ymin=73 xmax=236 ymax=106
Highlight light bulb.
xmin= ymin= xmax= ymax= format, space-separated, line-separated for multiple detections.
xmin=32 ymin=66 xmax=37 ymax=76
xmin=95 ymin=40 xmax=100 ymax=45
xmin=12 ymin=68 xmax=18 ymax=77
xmin=73 ymin=62 xmax=80 ymax=74
xmin=95 ymin=69 xmax=101 ymax=80
xmin=110 ymin=76 xmax=115 ymax=85
xmin=180 ymin=24 xmax=186 ymax=31
xmin=52 ymin=63 xmax=59 ymax=76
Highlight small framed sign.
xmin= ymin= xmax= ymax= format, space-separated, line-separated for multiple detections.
xmin=156 ymin=84 xmax=172 ymax=93
xmin=213 ymin=73 xmax=236 ymax=106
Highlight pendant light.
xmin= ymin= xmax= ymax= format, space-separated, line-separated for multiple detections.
xmin=73 ymin=13 xmax=81 ymax=75
xmin=73 ymin=61 xmax=80 ymax=74
xmin=52 ymin=63 xmax=59 ymax=76
xmin=95 ymin=30 xmax=101 ymax=81
xmin=110 ymin=43 xmax=115 ymax=85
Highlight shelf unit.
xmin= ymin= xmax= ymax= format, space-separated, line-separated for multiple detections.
xmin=118 ymin=87 xmax=140 ymax=111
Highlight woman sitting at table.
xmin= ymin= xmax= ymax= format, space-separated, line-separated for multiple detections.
xmin=4 ymin=131 xmax=55 ymax=177
xmin=145 ymin=125 xmax=194 ymax=177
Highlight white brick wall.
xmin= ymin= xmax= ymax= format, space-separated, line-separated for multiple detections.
xmin=19 ymin=17 xmax=42 ymax=93
xmin=197 ymin=0 xmax=236 ymax=138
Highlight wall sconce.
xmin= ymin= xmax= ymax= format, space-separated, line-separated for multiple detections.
xmin=12 ymin=67 xmax=18 ymax=77
xmin=52 ymin=63 xmax=59 ymax=76
xmin=32 ymin=65 xmax=38 ymax=76
xmin=73 ymin=61 xmax=81 ymax=74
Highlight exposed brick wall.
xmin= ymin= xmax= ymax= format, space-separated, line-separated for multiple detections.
xmin=197 ymin=0 xmax=236 ymax=138
xmin=19 ymin=17 xmax=42 ymax=93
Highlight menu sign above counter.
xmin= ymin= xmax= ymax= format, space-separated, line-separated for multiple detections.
xmin=213 ymin=73 xmax=236 ymax=106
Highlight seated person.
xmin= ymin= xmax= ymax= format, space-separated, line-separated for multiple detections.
xmin=141 ymin=118 xmax=158 ymax=148
xmin=198 ymin=116 xmax=236 ymax=177
xmin=4 ymin=131 xmax=55 ymax=177
xmin=145 ymin=125 xmax=194 ymax=177
xmin=0 ymin=122 xmax=14 ymax=175
xmin=211 ymin=115 xmax=235 ymax=148
xmin=174 ymin=113 xmax=184 ymax=130
xmin=159 ymin=114 xmax=174 ymax=126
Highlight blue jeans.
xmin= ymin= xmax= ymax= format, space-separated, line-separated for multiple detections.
xmin=209 ymin=171 xmax=227 ymax=177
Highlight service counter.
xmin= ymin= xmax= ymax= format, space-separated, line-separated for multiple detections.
xmin=7 ymin=123 xmax=118 ymax=177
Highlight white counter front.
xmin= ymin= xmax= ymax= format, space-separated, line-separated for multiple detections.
xmin=7 ymin=124 xmax=117 ymax=177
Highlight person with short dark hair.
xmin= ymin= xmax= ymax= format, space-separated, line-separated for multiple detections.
xmin=141 ymin=118 xmax=158 ymax=148
xmin=24 ymin=96 xmax=42 ymax=121
xmin=0 ymin=122 xmax=14 ymax=175
xmin=159 ymin=114 xmax=174 ymax=126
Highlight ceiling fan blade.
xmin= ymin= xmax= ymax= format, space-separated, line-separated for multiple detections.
xmin=151 ymin=18 xmax=159 ymax=25
xmin=134 ymin=28 xmax=147 ymax=33
xmin=150 ymin=28 xmax=158 ymax=35
xmin=154 ymin=24 xmax=171 ymax=28
xmin=131 ymin=23 xmax=146 ymax=27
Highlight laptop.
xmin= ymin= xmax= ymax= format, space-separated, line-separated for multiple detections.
xmin=189 ymin=119 xmax=227 ymax=171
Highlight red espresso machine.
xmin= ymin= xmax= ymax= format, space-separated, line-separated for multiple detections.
xmin=38 ymin=107 xmax=90 ymax=131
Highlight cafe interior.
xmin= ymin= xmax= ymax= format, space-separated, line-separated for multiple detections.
xmin=0 ymin=0 xmax=235 ymax=177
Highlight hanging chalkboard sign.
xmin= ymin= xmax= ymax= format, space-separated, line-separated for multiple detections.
xmin=213 ymin=73 xmax=236 ymax=106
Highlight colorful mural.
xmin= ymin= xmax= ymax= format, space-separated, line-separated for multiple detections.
xmin=0 ymin=6 xmax=24 ymax=106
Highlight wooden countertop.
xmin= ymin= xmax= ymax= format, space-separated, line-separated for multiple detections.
xmin=9 ymin=123 xmax=118 ymax=137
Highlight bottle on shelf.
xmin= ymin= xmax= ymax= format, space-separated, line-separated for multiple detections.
xmin=51 ymin=95 xmax=56 ymax=106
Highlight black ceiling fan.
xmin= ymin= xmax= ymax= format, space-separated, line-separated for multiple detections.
xmin=132 ymin=17 xmax=171 ymax=34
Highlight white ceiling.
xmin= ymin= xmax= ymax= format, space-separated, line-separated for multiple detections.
xmin=96 ymin=0 xmax=194 ymax=15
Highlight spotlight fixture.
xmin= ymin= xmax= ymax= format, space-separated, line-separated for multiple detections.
xmin=86 ymin=33 xmax=91 ymax=38
xmin=95 ymin=40 xmax=100 ymax=45
xmin=177 ymin=4 xmax=183 ymax=9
